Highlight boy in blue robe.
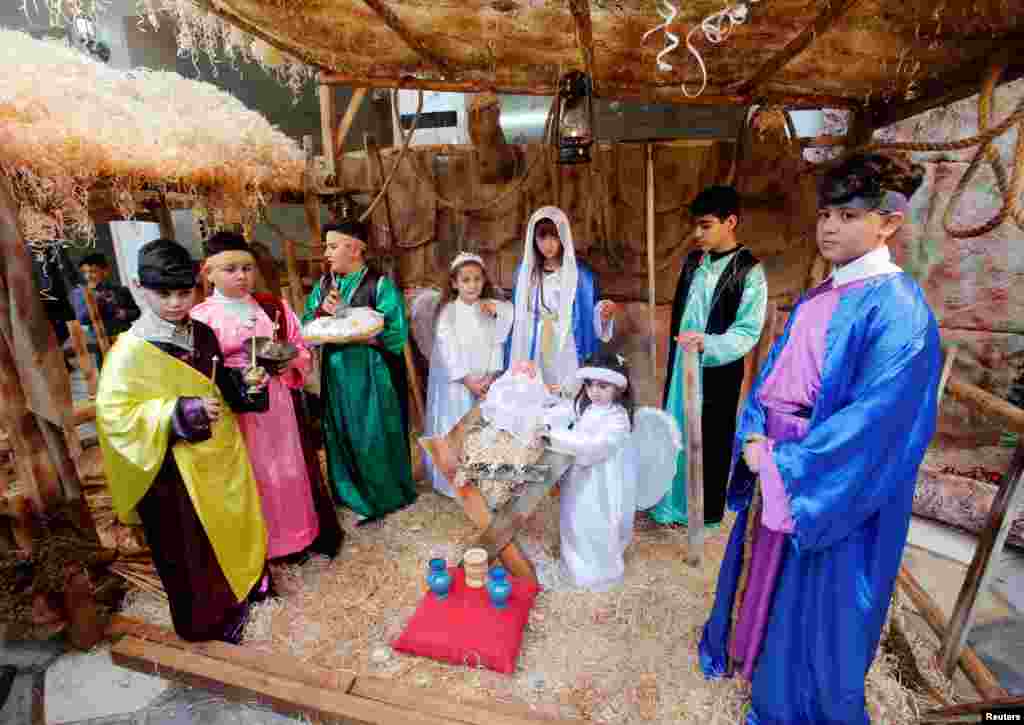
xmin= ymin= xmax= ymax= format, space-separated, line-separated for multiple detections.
xmin=699 ymin=152 xmax=942 ymax=724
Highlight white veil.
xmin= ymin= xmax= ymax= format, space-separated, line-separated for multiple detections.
xmin=509 ymin=206 xmax=579 ymax=365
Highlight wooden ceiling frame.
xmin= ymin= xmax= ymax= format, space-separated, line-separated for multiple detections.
xmin=869 ymin=43 xmax=1024 ymax=128
xmin=198 ymin=0 xmax=1024 ymax=128
xmin=568 ymin=0 xmax=596 ymax=86
xmin=360 ymin=0 xmax=453 ymax=74
xmin=733 ymin=0 xmax=868 ymax=96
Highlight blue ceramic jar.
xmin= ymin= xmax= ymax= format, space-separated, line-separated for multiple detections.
xmin=427 ymin=558 xmax=452 ymax=600
xmin=486 ymin=566 xmax=512 ymax=609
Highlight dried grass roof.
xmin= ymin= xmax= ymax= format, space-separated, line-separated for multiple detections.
xmin=0 ymin=27 xmax=305 ymax=243
xmin=175 ymin=0 xmax=1023 ymax=123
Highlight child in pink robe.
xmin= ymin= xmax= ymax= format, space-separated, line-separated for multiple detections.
xmin=191 ymin=232 xmax=320 ymax=562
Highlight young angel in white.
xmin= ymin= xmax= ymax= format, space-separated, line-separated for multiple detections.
xmin=529 ymin=351 xmax=639 ymax=592
xmin=424 ymin=252 xmax=513 ymax=497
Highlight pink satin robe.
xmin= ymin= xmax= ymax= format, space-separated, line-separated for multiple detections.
xmin=191 ymin=296 xmax=319 ymax=558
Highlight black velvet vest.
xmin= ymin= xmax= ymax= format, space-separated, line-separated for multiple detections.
xmin=662 ymin=247 xmax=760 ymax=406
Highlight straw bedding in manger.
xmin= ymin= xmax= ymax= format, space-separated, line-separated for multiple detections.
xmin=121 ymin=491 xmax=955 ymax=723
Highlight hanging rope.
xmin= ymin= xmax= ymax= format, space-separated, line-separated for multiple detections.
xmin=807 ymin=62 xmax=1024 ymax=239
xmin=395 ymin=96 xmax=558 ymax=214
xmin=358 ymin=88 xmax=424 ymax=223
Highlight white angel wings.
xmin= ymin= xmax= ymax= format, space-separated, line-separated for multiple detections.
xmin=629 ymin=407 xmax=682 ymax=510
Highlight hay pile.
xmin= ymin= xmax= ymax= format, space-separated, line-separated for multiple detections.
xmin=136 ymin=1 xmax=314 ymax=94
xmin=0 ymin=27 xmax=305 ymax=244
xmin=122 ymin=492 xmax=950 ymax=723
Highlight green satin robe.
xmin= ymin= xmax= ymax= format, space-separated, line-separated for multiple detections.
xmin=302 ymin=268 xmax=417 ymax=519
xmin=650 ymin=251 xmax=768 ymax=526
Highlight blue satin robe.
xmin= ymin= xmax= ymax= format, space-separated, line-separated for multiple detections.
xmin=503 ymin=261 xmax=602 ymax=368
xmin=699 ymin=273 xmax=942 ymax=724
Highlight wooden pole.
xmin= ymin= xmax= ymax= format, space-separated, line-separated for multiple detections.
xmin=302 ymin=136 xmax=322 ymax=250
xmin=82 ymin=287 xmax=110 ymax=355
xmin=936 ymin=343 xmax=960 ymax=404
xmin=683 ymin=347 xmax=704 ymax=566
xmin=334 ymin=88 xmax=368 ymax=162
xmin=738 ymin=300 xmax=777 ymax=421
xmin=67 ymin=321 xmax=98 ymax=397
xmin=154 ymin=193 xmax=176 ymax=241
xmin=945 ymin=374 xmax=1024 ymax=435
xmin=940 ymin=441 xmax=1024 ymax=678
xmin=318 ymin=84 xmax=338 ymax=179
xmin=282 ymin=239 xmax=304 ymax=314
xmin=403 ymin=343 xmax=426 ymax=433
xmin=895 ymin=565 xmax=1006 ymax=699
xmin=920 ymin=695 xmax=1024 ymax=723
xmin=645 ymin=143 xmax=657 ymax=380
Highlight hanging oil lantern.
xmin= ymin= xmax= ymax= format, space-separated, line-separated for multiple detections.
xmin=556 ymin=70 xmax=594 ymax=165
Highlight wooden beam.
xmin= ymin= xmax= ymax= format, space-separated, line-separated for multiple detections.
xmin=734 ymin=0 xmax=866 ymax=95
xmin=360 ymin=0 xmax=451 ymax=72
xmin=895 ymin=565 xmax=1006 ymax=700
xmin=944 ymin=374 xmax=1024 ymax=435
xmin=920 ymin=695 xmax=1024 ymax=723
xmin=107 ymin=618 xmax=571 ymax=725
xmin=112 ymin=637 xmax=450 ymax=725
xmin=567 ymin=0 xmax=595 ymax=82
xmin=318 ymin=84 xmax=337 ymax=179
xmin=335 ymin=87 xmax=369 ymax=160
xmin=799 ymin=134 xmax=848 ymax=148
xmin=318 ymin=71 xmax=860 ymax=110
xmin=870 ymin=45 xmax=1024 ymax=128
xmin=107 ymin=617 xmax=355 ymax=692
xmin=351 ymin=676 xmax=576 ymax=725
xmin=940 ymin=442 xmax=1024 ymax=678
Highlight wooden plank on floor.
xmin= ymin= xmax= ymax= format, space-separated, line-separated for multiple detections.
xmin=352 ymin=676 xmax=574 ymax=725
xmin=107 ymin=616 xmax=354 ymax=693
xmin=112 ymin=636 xmax=453 ymax=725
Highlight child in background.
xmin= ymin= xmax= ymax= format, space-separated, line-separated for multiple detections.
xmin=424 ymin=252 xmax=513 ymax=497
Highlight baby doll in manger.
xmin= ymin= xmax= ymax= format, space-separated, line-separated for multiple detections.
xmin=444 ymin=355 xmax=680 ymax=592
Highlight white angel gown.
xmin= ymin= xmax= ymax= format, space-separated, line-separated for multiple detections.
xmin=544 ymin=401 xmax=637 ymax=592
xmin=423 ymin=298 xmax=514 ymax=497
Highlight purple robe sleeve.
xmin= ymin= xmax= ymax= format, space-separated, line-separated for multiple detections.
xmin=755 ymin=440 xmax=795 ymax=533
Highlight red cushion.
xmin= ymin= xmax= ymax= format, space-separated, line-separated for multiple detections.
xmin=392 ymin=567 xmax=540 ymax=674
